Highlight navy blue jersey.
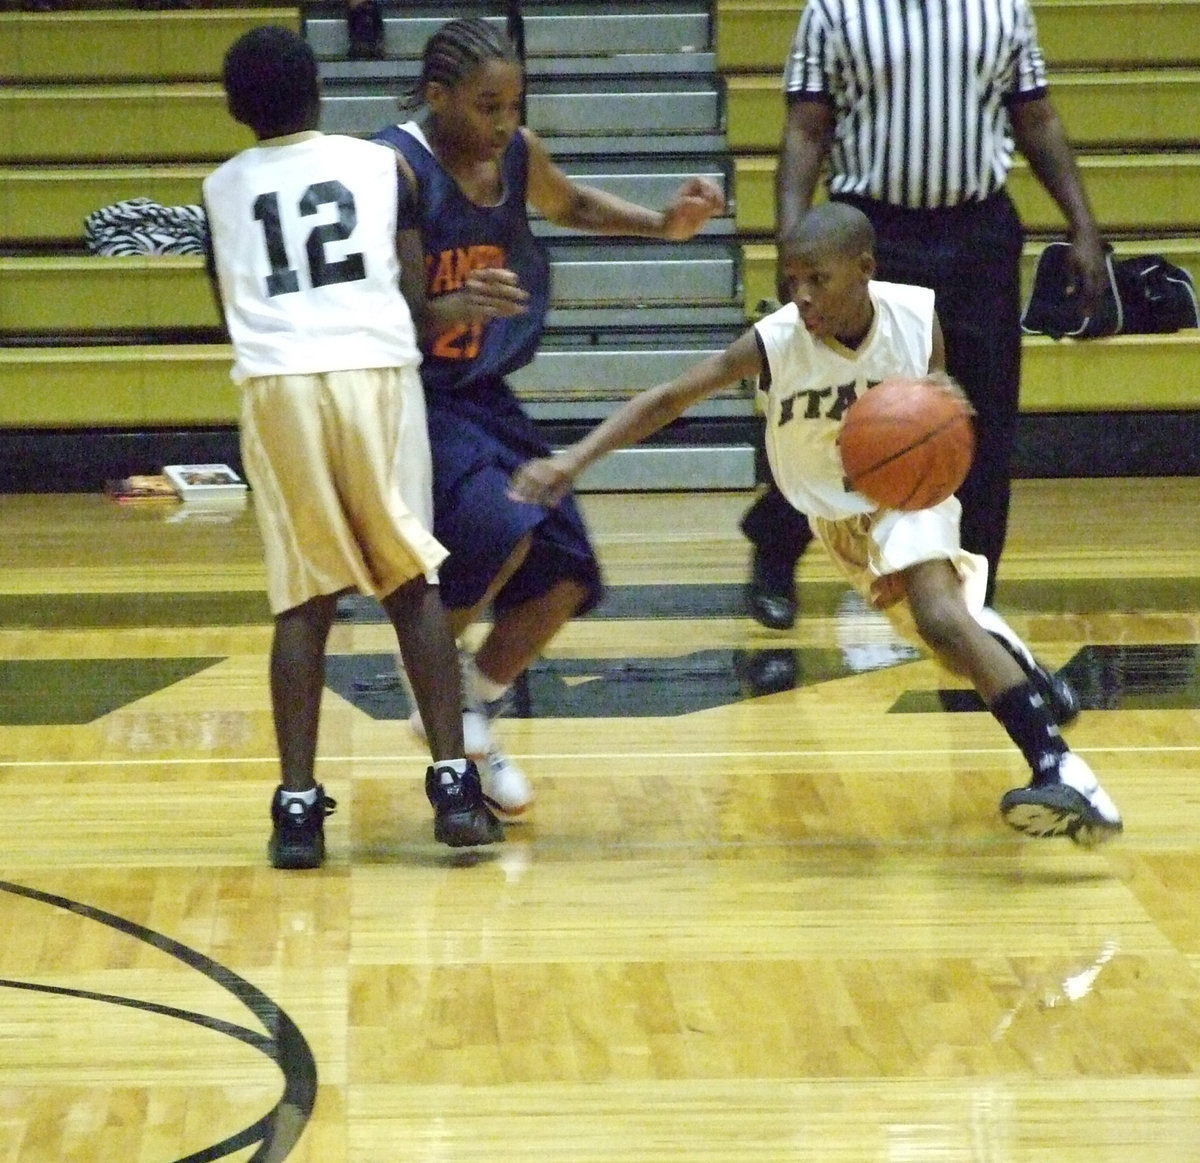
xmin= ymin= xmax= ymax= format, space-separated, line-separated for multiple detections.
xmin=374 ymin=122 xmax=551 ymax=393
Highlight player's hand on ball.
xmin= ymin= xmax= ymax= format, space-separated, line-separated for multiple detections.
xmin=508 ymin=455 xmax=576 ymax=507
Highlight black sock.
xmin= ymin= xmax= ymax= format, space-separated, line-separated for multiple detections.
xmin=990 ymin=679 xmax=1068 ymax=784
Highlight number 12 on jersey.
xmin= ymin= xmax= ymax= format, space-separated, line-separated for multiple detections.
xmin=253 ymin=181 xmax=366 ymax=296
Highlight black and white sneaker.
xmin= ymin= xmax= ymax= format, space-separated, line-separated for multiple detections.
xmin=268 ymin=784 xmax=337 ymax=869
xmin=1000 ymin=753 xmax=1123 ymax=846
xmin=403 ymin=650 xmax=534 ymax=818
xmin=425 ymin=760 xmax=505 ymax=848
xmin=976 ymin=607 xmax=1080 ymax=726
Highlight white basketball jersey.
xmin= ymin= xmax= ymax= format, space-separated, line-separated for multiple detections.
xmin=204 ymin=132 xmax=420 ymax=383
xmin=753 ymin=281 xmax=936 ymax=520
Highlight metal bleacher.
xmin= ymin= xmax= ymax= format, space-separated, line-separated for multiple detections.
xmin=305 ymin=0 xmax=758 ymax=491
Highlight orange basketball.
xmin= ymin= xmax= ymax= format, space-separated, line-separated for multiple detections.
xmin=837 ymin=375 xmax=975 ymax=511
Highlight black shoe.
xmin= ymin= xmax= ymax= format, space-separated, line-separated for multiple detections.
xmin=347 ymin=0 xmax=385 ymax=59
xmin=747 ymin=547 xmax=798 ymax=630
xmin=999 ymin=753 xmax=1122 ymax=847
xmin=425 ymin=760 xmax=505 ymax=847
xmin=736 ymin=649 xmax=798 ymax=696
xmin=269 ymin=785 xmax=337 ymax=869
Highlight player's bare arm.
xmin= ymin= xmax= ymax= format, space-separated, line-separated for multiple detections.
xmin=396 ymin=226 xmax=523 ymax=339
xmin=392 ymin=155 xmax=529 ymax=345
xmin=428 ymin=266 xmax=531 ymax=333
xmin=523 ymin=128 xmax=723 ymax=240
xmin=509 ymin=329 xmax=763 ymax=507
xmin=395 ymin=226 xmax=434 ymax=341
xmin=200 ymin=197 xmax=231 ymax=340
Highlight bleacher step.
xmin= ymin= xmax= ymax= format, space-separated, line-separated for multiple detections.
xmin=3 ymin=332 xmax=1197 ymax=429
xmin=726 ymin=69 xmax=1200 ymax=151
xmin=714 ymin=0 xmax=1200 ymax=71
xmin=0 ymin=9 xmax=302 ymax=83
xmin=307 ymin=6 xmax=712 ymax=62
xmin=733 ymin=155 xmax=1200 ymax=235
xmin=320 ymin=78 xmax=722 ymax=139
xmin=0 ymin=162 xmax=734 ymax=248
xmin=0 ymin=254 xmax=745 ymax=332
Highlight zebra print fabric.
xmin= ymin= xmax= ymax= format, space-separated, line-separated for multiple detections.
xmin=84 ymin=198 xmax=208 ymax=257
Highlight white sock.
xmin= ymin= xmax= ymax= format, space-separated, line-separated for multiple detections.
xmin=432 ymin=757 xmax=469 ymax=783
xmin=464 ymin=654 xmax=510 ymax=704
xmin=280 ymin=786 xmax=318 ymax=805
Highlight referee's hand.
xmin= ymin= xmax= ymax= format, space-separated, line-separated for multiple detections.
xmin=1067 ymin=231 xmax=1108 ymax=316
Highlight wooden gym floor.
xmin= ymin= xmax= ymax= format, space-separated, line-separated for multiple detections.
xmin=1 ymin=478 xmax=1199 ymax=1162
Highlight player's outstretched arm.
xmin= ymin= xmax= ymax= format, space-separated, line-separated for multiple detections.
xmin=523 ymin=128 xmax=724 ymax=240
xmin=509 ymin=330 xmax=762 ymax=506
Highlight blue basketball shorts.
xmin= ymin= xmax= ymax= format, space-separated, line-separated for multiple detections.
xmin=426 ymin=389 xmax=604 ymax=615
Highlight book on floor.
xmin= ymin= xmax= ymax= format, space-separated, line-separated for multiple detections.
xmin=162 ymin=463 xmax=249 ymax=502
xmin=104 ymin=473 xmax=181 ymax=504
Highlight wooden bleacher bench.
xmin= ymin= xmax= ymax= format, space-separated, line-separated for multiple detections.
xmin=715 ymin=0 xmax=1200 ymax=72
xmin=0 ymin=249 xmax=744 ymax=333
xmin=0 ymin=83 xmax=249 ymax=164
xmin=4 ymin=326 xmax=1196 ymax=427
xmin=0 ymin=9 xmax=301 ymax=83
xmin=732 ymin=154 xmax=1200 ymax=236
xmin=0 ymin=165 xmax=209 ymax=249
xmin=741 ymin=239 xmax=1200 ymax=320
xmin=0 ymin=256 xmax=216 ymax=332
xmin=0 ymin=345 xmax=237 ymax=428
xmin=725 ymin=70 xmax=1200 ymax=151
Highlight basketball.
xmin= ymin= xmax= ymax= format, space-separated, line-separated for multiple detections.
xmin=837 ymin=375 xmax=975 ymax=511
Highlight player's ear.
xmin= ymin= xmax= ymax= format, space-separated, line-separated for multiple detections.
xmin=858 ymin=251 xmax=876 ymax=281
xmin=424 ymin=81 xmax=449 ymax=114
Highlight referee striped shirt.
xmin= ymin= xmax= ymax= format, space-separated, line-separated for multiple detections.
xmin=785 ymin=0 xmax=1049 ymax=209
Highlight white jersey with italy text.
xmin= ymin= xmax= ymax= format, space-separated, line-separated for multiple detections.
xmin=203 ymin=131 xmax=420 ymax=383
xmin=753 ymin=281 xmax=936 ymax=521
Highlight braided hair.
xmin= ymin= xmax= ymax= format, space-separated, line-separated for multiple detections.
xmin=401 ymin=17 xmax=520 ymax=109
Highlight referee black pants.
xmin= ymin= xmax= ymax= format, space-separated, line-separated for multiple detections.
xmin=743 ymin=190 xmax=1024 ymax=606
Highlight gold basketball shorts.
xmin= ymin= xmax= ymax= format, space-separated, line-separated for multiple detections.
xmin=812 ymin=496 xmax=988 ymax=643
xmin=239 ymin=366 xmax=447 ymax=615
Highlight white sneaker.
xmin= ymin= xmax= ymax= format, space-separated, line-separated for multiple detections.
xmin=402 ymin=651 xmax=532 ymax=816
xmin=999 ymin=752 xmax=1123 ymax=846
xmin=398 ymin=647 xmax=491 ymax=751
xmin=407 ymin=706 xmax=492 ymax=755
xmin=479 ymin=745 xmax=534 ymax=818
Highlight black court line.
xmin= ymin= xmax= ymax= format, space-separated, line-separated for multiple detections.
xmin=0 ymin=880 xmax=316 ymax=1163
xmin=5 ymin=574 xmax=1197 ymax=630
